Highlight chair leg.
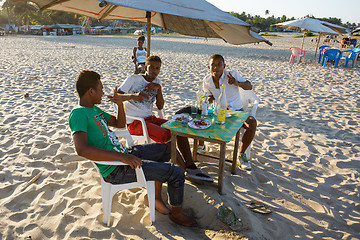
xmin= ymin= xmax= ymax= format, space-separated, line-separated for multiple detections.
xmin=101 ymin=182 xmax=112 ymax=226
xmin=146 ymin=181 xmax=156 ymax=225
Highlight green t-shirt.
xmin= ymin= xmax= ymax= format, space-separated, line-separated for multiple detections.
xmin=68 ymin=105 xmax=128 ymax=177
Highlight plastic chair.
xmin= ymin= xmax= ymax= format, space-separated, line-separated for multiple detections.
xmin=318 ymin=45 xmax=330 ymax=63
xmin=339 ymin=48 xmax=360 ymax=68
xmin=349 ymin=39 xmax=357 ymax=47
xmin=113 ymin=103 xmax=164 ymax=144
xmin=238 ymin=89 xmax=259 ymax=159
xmin=90 ymin=129 xmax=155 ymax=226
xmin=322 ymin=49 xmax=341 ymax=68
xmin=289 ymin=47 xmax=306 ymax=64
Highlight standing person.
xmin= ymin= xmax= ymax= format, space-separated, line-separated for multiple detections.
xmin=202 ymin=54 xmax=257 ymax=171
xmin=69 ymin=70 xmax=196 ymax=227
xmin=132 ymin=36 xmax=147 ymax=74
xmin=117 ymin=55 xmax=213 ymax=182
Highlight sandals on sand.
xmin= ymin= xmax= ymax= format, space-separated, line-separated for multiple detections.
xmin=248 ymin=201 xmax=272 ymax=214
xmin=217 ymin=205 xmax=243 ymax=231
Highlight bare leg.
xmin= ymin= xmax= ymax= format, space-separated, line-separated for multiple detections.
xmin=154 ymin=181 xmax=171 ymax=214
xmin=176 ymin=136 xmax=194 ymax=167
xmin=170 ymin=206 xmax=197 ymax=227
xmin=239 ymin=116 xmax=257 ymax=154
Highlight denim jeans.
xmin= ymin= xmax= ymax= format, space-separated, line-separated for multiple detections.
xmin=103 ymin=143 xmax=184 ymax=206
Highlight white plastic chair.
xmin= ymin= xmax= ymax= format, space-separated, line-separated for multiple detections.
xmin=89 ymin=129 xmax=155 ymax=226
xmin=113 ymin=103 xmax=164 ymax=144
xmin=238 ymin=89 xmax=260 ymax=159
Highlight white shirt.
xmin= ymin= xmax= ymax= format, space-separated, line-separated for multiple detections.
xmin=203 ymin=70 xmax=246 ymax=110
xmin=135 ymin=48 xmax=147 ymax=63
xmin=119 ymin=75 xmax=161 ymax=118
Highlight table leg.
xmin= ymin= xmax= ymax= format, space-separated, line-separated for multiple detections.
xmin=231 ymin=129 xmax=241 ymax=174
xmin=170 ymin=132 xmax=177 ymax=164
xmin=192 ymin=138 xmax=198 ymax=162
xmin=218 ymin=142 xmax=226 ymax=194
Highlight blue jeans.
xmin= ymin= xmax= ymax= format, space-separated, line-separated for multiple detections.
xmin=103 ymin=143 xmax=184 ymax=206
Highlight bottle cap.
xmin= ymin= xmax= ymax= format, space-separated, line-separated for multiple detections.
xmin=222 ymin=84 xmax=226 ymax=88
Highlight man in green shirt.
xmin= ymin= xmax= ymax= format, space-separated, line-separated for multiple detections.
xmin=68 ymin=70 xmax=196 ymax=227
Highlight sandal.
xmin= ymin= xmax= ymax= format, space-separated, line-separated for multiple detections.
xmin=248 ymin=201 xmax=272 ymax=214
xmin=217 ymin=205 xmax=243 ymax=231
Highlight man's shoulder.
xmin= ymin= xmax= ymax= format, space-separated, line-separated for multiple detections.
xmin=203 ymin=74 xmax=212 ymax=83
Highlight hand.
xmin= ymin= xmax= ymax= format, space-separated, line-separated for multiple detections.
xmin=144 ymin=82 xmax=161 ymax=92
xmin=227 ymin=72 xmax=237 ymax=86
xmin=120 ymin=154 xmax=142 ymax=169
xmin=132 ymin=92 xmax=149 ymax=102
xmin=208 ymin=95 xmax=215 ymax=104
xmin=107 ymin=86 xmax=127 ymax=104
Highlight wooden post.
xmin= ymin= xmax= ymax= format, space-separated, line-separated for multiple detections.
xmin=314 ymin=33 xmax=321 ymax=58
xmin=146 ymin=11 xmax=151 ymax=57
xmin=301 ymin=31 xmax=306 ymax=50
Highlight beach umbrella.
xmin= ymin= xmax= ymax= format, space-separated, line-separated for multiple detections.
xmin=352 ymin=27 xmax=360 ymax=34
xmin=27 ymin=0 xmax=271 ymax=56
xmin=274 ymin=17 xmax=349 ymax=57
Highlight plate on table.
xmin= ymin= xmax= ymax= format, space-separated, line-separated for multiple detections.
xmin=226 ymin=112 xmax=232 ymax=118
xmin=172 ymin=113 xmax=192 ymax=123
xmin=188 ymin=118 xmax=212 ymax=129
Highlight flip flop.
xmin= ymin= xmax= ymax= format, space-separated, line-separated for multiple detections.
xmin=248 ymin=201 xmax=272 ymax=214
xmin=217 ymin=205 xmax=243 ymax=231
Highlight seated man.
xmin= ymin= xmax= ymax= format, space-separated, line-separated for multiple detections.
xmin=69 ymin=70 xmax=196 ymax=227
xmin=117 ymin=55 xmax=213 ymax=182
xmin=202 ymin=54 xmax=257 ymax=171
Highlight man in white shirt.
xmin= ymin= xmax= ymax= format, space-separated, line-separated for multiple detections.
xmin=203 ymin=54 xmax=257 ymax=170
xmin=118 ymin=56 xmax=213 ymax=182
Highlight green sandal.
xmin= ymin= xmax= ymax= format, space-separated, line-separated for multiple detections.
xmin=217 ymin=205 xmax=243 ymax=231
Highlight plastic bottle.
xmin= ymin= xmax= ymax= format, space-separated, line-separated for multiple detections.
xmin=201 ymin=92 xmax=209 ymax=117
xmin=215 ymin=84 xmax=227 ymax=124
xmin=196 ymin=81 xmax=203 ymax=110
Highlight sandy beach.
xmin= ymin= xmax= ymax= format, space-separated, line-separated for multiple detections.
xmin=0 ymin=33 xmax=359 ymax=240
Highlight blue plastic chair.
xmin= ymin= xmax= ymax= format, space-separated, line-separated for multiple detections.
xmin=318 ymin=45 xmax=330 ymax=63
xmin=322 ymin=49 xmax=341 ymax=68
xmin=349 ymin=39 xmax=357 ymax=47
xmin=339 ymin=48 xmax=360 ymax=68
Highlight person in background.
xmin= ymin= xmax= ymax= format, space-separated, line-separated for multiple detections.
xmin=69 ymin=70 xmax=196 ymax=227
xmin=132 ymin=36 xmax=147 ymax=74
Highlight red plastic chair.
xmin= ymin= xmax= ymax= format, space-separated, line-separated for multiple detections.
xmin=289 ymin=47 xmax=306 ymax=64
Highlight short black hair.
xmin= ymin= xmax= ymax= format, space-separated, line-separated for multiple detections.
xmin=209 ymin=54 xmax=225 ymax=64
xmin=137 ymin=36 xmax=145 ymax=42
xmin=145 ymin=55 xmax=162 ymax=66
xmin=75 ymin=70 xmax=100 ymax=97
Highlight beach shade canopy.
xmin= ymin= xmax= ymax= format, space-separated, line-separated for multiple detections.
xmin=27 ymin=0 xmax=272 ymax=55
xmin=274 ymin=17 xmax=349 ymax=57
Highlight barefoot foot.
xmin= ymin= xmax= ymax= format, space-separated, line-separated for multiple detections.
xmin=170 ymin=207 xmax=197 ymax=227
xmin=155 ymin=198 xmax=171 ymax=215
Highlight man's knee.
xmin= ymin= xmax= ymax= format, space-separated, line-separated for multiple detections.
xmin=246 ymin=116 xmax=257 ymax=129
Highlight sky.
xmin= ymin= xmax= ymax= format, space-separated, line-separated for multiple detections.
xmin=207 ymin=0 xmax=360 ymax=25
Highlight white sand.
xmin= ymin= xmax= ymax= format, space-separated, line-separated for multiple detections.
xmin=0 ymin=34 xmax=359 ymax=240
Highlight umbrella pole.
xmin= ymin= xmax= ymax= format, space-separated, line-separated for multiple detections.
xmin=301 ymin=32 xmax=306 ymax=49
xmin=146 ymin=11 xmax=151 ymax=57
xmin=314 ymin=34 xmax=321 ymax=58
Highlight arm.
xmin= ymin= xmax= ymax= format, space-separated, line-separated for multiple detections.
xmin=145 ymin=82 xmax=164 ymax=110
xmin=227 ymin=72 xmax=252 ymax=90
xmin=107 ymin=87 xmax=127 ymax=128
xmin=73 ymin=131 xmax=142 ymax=169
xmin=132 ymin=47 xmax=137 ymax=63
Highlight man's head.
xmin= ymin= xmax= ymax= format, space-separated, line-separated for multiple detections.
xmin=208 ymin=54 xmax=226 ymax=79
xmin=75 ymin=70 xmax=103 ymax=104
xmin=144 ymin=55 xmax=162 ymax=80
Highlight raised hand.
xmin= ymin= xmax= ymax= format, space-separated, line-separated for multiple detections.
xmin=107 ymin=86 xmax=127 ymax=105
xmin=227 ymin=72 xmax=237 ymax=85
xmin=144 ymin=82 xmax=161 ymax=92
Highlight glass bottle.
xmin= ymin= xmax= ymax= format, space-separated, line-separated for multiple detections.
xmin=215 ymin=84 xmax=227 ymax=124
xmin=201 ymin=92 xmax=209 ymax=117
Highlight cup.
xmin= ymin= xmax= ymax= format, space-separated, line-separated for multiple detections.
xmin=191 ymin=106 xmax=198 ymax=119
